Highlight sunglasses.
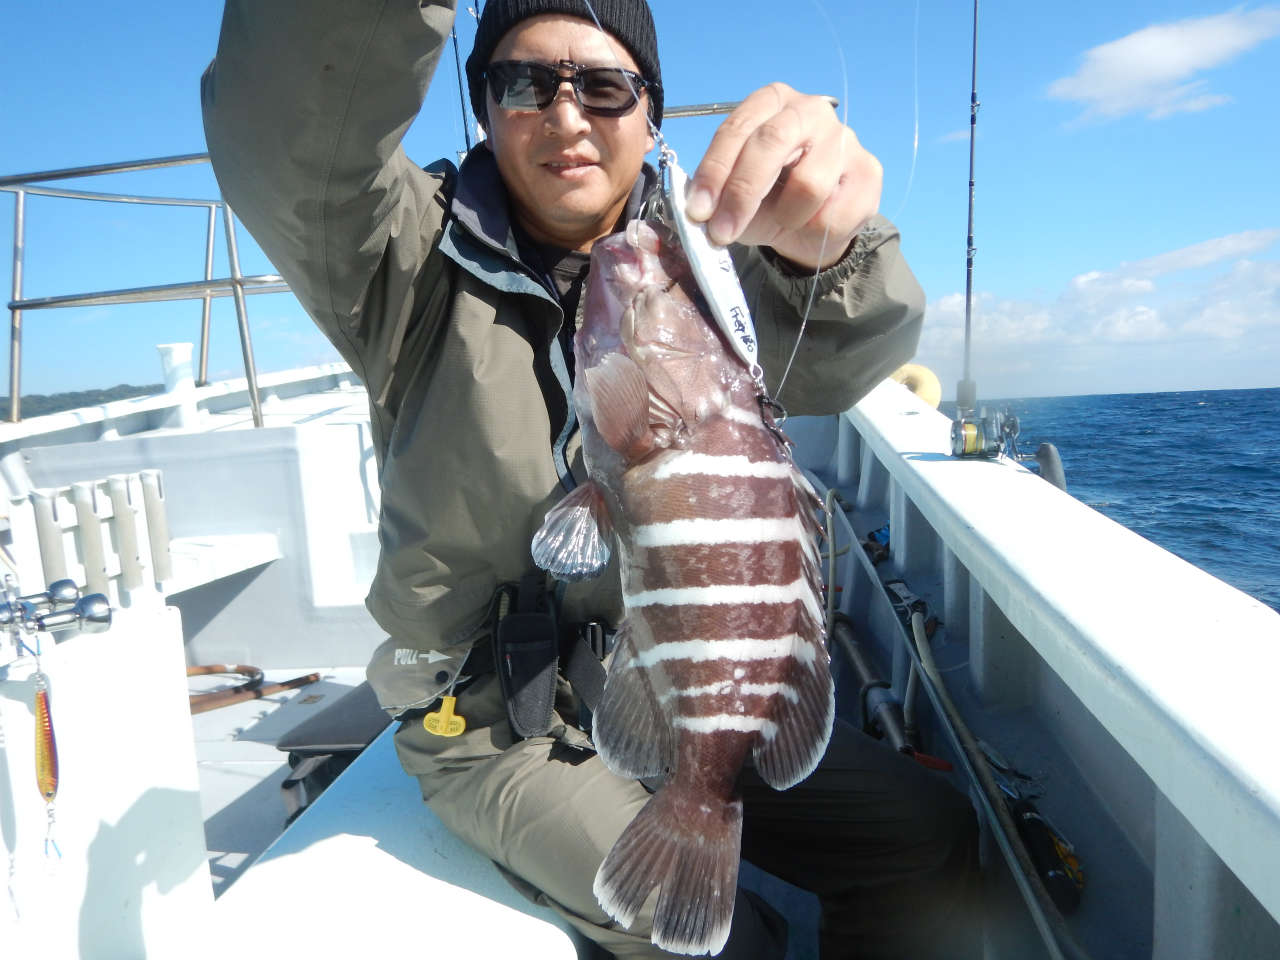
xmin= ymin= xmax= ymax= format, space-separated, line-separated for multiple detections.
xmin=485 ymin=59 xmax=654 ymax=117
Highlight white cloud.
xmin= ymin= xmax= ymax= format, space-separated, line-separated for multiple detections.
xmin=1092 ymin=304 xmax=1169 ymax=341
xmin=914 ymin=230 xmax=1280 ymax=396
xmin=1048 ymin=8 xmax=1280 ymax=122
xmin=937 ymin=129 xmax=971 ymax=144
xmin=1123 ymin=228 xmax=1280 ymax=276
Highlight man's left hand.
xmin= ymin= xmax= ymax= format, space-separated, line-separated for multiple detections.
xmin=684 ymin=82 xmax=882 ymax=271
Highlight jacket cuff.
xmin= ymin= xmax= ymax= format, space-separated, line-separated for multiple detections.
xmin=757 ymin=225 xmax=877 ymax=301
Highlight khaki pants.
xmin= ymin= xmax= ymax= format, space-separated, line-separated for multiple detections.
xmin=394 ymin=670 xmax=980 ymax=960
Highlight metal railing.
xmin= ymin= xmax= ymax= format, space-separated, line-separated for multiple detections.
xmin=1 ymin=153 xmax=277 ymax=426
xmin=0 ymin=98 xmax=827 ymax=426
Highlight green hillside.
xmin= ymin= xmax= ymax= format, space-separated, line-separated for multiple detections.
xmin=0 ymin=384 xmax=164 ymax=420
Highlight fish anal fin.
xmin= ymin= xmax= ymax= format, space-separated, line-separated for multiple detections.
xmin=593 ymin=782 xmax=741 ymax=956
xmin=531 ymin=480 xmax=613 ymax=581
xmin=593 ymin=621 xmax=676 ymax=779
xmin=752 ymin=637 xmax=834 ymax=790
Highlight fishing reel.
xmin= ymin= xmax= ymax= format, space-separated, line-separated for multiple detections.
xmin=2 ymin=576 xmax=112 ymax=647
xmin=951 ymin=409 xmax=1068 ymax=491
xmin=951 ymin=408 xmax=1021 ymax=460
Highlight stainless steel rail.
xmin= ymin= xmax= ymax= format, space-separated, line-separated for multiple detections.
xmin=11 ymin=276 xmax=290 ymax=310
xmin=0 ymin=95 xmax=836 ymax=423
xmin=0 ymin=153 xmax=210 ymax=189
xmin=9 ymin=190 xmax=25 ymax=421
xmin=663 ymin=96 xmax=838 ymax=118
xmin=222 ymin=202 xmax=264 ymax=428
xmin=0 ymin=160 xmax=271 ymax=424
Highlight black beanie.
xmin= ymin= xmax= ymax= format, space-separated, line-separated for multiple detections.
xmin=466 ymin=0 xmax=664 ymax=129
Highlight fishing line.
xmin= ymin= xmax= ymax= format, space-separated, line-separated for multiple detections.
xmin=1 ymin=709 xmax=20 ymax=921
xmin=572 ymin=0 xmax=849 ymax=407
xmin=576 ymin=0 xmax=665 ymax=148
xmin=772 ymin=0 xmax=849 ymax=404
xmin=887 ymin=0 xmax=921 ymax=224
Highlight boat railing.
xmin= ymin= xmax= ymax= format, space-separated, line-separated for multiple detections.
xmin=0 ymin=97 xmax=791 ymax=428
xmin=0 ymin=152 xmax=285 ymax=426
xmin=836 ymin=380 xmax=1280 ymax=940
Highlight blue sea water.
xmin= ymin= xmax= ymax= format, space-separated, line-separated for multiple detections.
xmin=987 ymin=387 xmax=1280 ymax=615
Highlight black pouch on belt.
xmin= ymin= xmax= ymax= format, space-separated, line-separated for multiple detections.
xmin=494 ymin=571 xmax=560 ymax=738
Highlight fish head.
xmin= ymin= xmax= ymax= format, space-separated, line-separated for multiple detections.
xmin=578 ymin=220 xmax=750 ymax=443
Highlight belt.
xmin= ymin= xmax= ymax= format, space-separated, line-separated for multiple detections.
xmin=402 ymin=601 xmax=608 ymax=730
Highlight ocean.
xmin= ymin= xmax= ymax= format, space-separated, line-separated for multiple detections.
xmin=990 ymin=387 xmax=1280 ymax=615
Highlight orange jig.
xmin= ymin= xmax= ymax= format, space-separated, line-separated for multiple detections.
xmin=33 ymin=674 xmax=58 ymax=803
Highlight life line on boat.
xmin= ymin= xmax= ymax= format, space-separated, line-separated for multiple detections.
xmin=890 ymin=363 xmax=942 ymax=408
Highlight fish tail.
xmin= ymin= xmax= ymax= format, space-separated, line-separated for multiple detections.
xmin=594 ymin=783 xmax=742 ymax=956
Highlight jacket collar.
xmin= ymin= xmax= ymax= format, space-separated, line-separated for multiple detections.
xmin=438 ymin=143 xmax=659 ymax=299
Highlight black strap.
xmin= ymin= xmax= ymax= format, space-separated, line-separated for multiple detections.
xmin=496 ymin=573 xmax=560 ymax=739
xmin=431 ymin=578 xmax=610 ymax=731
xmin=517 ymin=570 xmax=543 ymax=613
xmin=563 ymin=623 xmax=607 ymax=714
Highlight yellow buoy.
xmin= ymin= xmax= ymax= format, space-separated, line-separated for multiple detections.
xmin=890 ymin=363 xmax=942 ymax=409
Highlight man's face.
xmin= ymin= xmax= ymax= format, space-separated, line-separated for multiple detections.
xmin=485 ymin=14 xmax=656 ymax=252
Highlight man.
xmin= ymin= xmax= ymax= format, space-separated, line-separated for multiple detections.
xmin=203 ymin=1 xmax=980 ymax=957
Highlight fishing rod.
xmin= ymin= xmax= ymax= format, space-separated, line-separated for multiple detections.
xmin=957 ymin=0 xmax=980 ymax=419
xmin=947 ymin=2 xmax=1006 ymax=456
xmin=450 ymin=27 xmax=473 ymax=153
xmin=947 ymin=2 xmax=1068 ymax=491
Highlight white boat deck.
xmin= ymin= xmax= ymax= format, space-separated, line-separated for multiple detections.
xmin=2 ymin=364 xmax=397 ymax=905
xmin=207 ymin=724 xmax=580 ymax=959
xmin=189 ymin=665 xmax=367 ymax=896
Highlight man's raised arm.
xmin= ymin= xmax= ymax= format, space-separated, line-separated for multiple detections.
xmin=201 ymin=0 xmax=458 ymax=375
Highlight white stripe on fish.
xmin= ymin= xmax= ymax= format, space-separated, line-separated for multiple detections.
xmin=673 ymin=714 xmax=779 ymax=738
xmin=720 ymin=406 xmax=769 ymax=429
xmin=660 ymin=681 xmax=800 ymax=704
xmin=632 ymin=516 xmax=807 ymax=548
xmin=652 ymin=452 xmax=794 ymax=480
xmin=626 ymin=579 xmax=817 ymax=612
xmin=629 ymin=635 xmax=818 ymax=668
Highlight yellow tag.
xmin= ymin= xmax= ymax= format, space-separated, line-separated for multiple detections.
xmin=423 ymin=695 xmax=466 ymax=737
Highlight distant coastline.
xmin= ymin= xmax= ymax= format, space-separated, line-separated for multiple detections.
xmin=0 ymin=383 xmax=163 ymax=421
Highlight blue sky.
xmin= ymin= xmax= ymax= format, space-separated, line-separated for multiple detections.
xmin=1 ymin=1 xmax=1278 ymax=399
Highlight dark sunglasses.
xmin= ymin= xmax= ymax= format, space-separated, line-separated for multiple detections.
xmin=485 ymin=59 xmax=654 ymax=117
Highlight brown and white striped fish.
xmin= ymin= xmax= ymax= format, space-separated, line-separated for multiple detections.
xmin=532 ymin=220 xmax=834 ymax=956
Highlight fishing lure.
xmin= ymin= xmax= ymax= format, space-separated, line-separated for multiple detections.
xmin=32 ymin=668 xmax=60 ymax=858
xmin=32 ymin=671 xmax=58 ymax=804
xmin=16 ymin=623 xmax=62 ymax=858
xmin=658 ymin=147 xmax=767 ymax=394
xmin=4 ymin=574 xmax=63 ymax=857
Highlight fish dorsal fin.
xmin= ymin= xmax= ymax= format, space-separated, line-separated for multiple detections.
xmin=593 ymin=621 xmax=677 ymax=780
xmin=531 ymin=480 xmax=613 ymax=581
xmin=584 ymin=353 xmax=654 ymax=460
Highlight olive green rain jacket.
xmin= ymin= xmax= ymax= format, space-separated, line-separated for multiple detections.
xmin=202 ymin=0 xmax=925 ymax=717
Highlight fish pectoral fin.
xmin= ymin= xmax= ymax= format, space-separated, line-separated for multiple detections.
xmin=593 ymin=621 xmax=677 ymax=779
xmin=584 ymin=353 xmax=656 ymax=459
xmin=752 ymin=634 xmax=835 ymax=790
xmin=531 ymin=481 xmax=614 ymax=581
xmin=648 ymin=388 xmax=684 ymax=434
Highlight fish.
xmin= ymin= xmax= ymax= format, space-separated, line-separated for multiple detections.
xmin=532 ymin=219 xmax=834 ymax=956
